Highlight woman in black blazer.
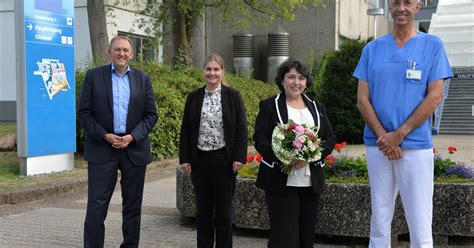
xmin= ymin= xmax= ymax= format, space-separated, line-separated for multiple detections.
xmin=254 ymin=60 xmax=337 ymax=248
xmin=179 ymin=54 xmax=248 ymax=248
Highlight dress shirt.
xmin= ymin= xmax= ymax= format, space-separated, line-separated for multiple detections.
xmin=197 ymin=85 xmax=226 ymax=151
xmin=111 ymin=64 xmax=131 ymax=134
xmin=286 ymin=105 xmax=315 ymax=187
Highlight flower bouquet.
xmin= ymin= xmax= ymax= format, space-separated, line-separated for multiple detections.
xmin=271 ymin=119 xmax=323 ymax=174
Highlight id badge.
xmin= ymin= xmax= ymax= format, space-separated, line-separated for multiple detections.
xmin=406 ymin=69 xmax=422 ymax=80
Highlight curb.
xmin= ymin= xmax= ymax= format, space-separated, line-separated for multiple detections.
xmin=0 ymin=158 xmax=179 ymax=205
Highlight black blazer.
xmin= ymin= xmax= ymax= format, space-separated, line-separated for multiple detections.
xmin=179 ymin=84 xmax=248 ymax=166
xmin=77 ymin=64 xmax=158 ymax=165
xmin=254 ymin=93 xmax=337 ymax=194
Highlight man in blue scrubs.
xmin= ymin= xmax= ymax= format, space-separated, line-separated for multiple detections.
xmin=354 ymin=0 xmax=452 ymax=247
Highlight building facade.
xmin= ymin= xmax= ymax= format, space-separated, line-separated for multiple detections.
xmin=0 ymin=0 xmax=159 ymax=121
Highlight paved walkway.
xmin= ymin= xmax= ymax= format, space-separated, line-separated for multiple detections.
xmin=0 ymin=166 xmax=350 ymax=247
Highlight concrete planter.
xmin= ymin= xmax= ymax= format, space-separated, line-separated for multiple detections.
xmin=176 ymin=168 xmax=474 ymax=240
xmin=433 ymin=183 xmax=474 ymax=237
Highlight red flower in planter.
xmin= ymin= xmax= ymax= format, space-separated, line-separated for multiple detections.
xmin=247 ymin=155 xmax=255 ymax=163
xmin=334 ymin=141 xmax=347 ymax=153
xmin=255 ymin=154 xmax=262 ymax=163
xmin=246 ymin=153 xmax=262 ymax=166
xmin=448 ymin=146 xmax=457 ymax=155
xmin=324 ymin=154 xmax=335 ymax=168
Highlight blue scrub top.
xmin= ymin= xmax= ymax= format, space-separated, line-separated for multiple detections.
xmin=353 ymin=33 xmax=453 ymax=149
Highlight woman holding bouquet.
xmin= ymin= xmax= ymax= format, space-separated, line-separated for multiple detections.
xmin=255 ymin=59 xmax=337 ymax=248
xmin=179 ymin=54 xmax=248 ymax=248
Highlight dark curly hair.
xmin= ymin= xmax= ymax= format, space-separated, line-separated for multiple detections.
xmin=274 ymin=59 xmax=313 ymax=92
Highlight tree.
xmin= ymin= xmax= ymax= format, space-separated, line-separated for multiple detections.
xmin=134 ymin=0 xmax=323 ymax=67
xmin=306 ymin=38 xmax=370 ymax=144
xmin=87 ymin=0 xmax=109 ymax=63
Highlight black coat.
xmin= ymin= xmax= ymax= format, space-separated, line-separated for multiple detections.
xmin=179 ymin=84 xmax=248 ymax=165
xmin=77 ymin=64 xmax=158 ymax=166
xmin=254 ymin=93 xmax=337 ymax=194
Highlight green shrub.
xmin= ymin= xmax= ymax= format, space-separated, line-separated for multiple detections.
xmin=326 ymin=155 xmax=368 ymax=178
xmin=306 ymin=38 xmax=370 ymax=144
xmin=435 ymin=176 xmax=473 ymax=183
xmin=434 ymin=155 xmax=455 ymax=178
xmin=76 ymin=63 xmax=278 ymax=160
xmin=238 ymin=164 xmax=259 ymax=179
xmin=75 ymin=70 xmax=86 ymax=153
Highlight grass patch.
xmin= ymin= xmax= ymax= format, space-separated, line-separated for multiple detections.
xmin=0 ymin=152 xmax=88 ymax=191
xmin=434 ymin=176 xmax=474 ymax=183
xmin=0 ymin=123 xmax=16 ymax=137
xmin=326 ymin=177 xmax=368 ymax=184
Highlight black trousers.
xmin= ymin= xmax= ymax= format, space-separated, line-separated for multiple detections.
xmin=191 ymin=148 xmax=236 ymax=248
xmin=84 ymin=149 xmax=146 ymax=248
xmin=265 ymin=187 xmax=320 ymax=248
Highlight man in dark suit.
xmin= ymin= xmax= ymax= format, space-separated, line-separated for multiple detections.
xmin=78 ymin=35 xmax=158 ymax=248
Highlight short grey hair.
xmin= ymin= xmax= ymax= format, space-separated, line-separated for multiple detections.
xmin=109 ymin=35 xmax=134 ymax=50
xmin=390 ymin=0 xmax=422 ymax=3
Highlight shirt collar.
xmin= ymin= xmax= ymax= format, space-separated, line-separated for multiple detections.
xmin=205 ymin=84 xmax=222 ymax=94
xmin=111 ymin=63 xmax=131 ymax=76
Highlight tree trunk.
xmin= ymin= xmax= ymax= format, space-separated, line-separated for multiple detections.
xmin=170 ymin=0 xmax=197 ymax=67
xmin=87 ymin=0 xmax=109 ymax=64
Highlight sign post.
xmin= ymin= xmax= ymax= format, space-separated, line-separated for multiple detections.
xmin=15 ymin=0 xmax=76 ymax=175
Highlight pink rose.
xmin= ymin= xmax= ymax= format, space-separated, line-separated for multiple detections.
xmin=294 ymin=125 xmax=305 ymax=134
xmin=293 ymin=139 xmax=303 ymax=150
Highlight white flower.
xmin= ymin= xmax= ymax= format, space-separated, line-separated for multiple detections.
xmin=275 ymin=133 xmax=285 ymax=141
xmin=271 ymin=119 xmax=323 ymax=174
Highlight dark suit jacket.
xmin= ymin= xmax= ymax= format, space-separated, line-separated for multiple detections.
xmin=179 ymin=84 xmax=248 ymax=166
xmin=254 ymin=93 xmax=337 ymax=194
xmin=77 ymin=64 xmax=158 ymax=166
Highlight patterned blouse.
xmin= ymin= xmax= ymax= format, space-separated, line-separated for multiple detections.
xmin=197 ymin=85 xmax=226 ymax=151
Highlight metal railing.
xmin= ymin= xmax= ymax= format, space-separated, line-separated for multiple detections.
xmin=432 ymin=77 xmax=450 ymax=135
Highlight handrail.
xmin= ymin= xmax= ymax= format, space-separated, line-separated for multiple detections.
xmin=432 ymin=77 xmax=450 ymax=135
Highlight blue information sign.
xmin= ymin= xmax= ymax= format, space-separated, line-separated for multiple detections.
xmin=23 ymin=0 xmax=76 ymax=156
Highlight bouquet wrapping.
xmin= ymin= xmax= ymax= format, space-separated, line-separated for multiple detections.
xmin=271 ymin=119 xmax=323 ymax=174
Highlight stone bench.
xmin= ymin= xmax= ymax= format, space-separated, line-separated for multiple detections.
xmin=176 ymin=168 xmax=474 ymax=243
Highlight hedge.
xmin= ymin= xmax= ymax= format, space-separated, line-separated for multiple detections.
xmin=75 ymin=63 xmax=278 ymax=160
xmin=307 ymin=38 xmax=370 ymax=144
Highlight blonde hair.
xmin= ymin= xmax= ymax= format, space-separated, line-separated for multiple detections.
xmin=203 ymin=53 xmax=225 ymax=70
xmin=203 ymin=53 xmax=226 ymax=84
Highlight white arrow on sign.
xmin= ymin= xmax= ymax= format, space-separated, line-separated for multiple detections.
xmin=27 ymin=23 xmax=33 ymax=31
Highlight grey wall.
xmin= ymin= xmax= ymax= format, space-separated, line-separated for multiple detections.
xmin=194 ymin=1 xmax=336 ymax=82
xmin=0 ymin=2 xmax=17 ymax=121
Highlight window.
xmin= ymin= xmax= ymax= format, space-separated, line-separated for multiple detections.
xmin=118 ymin=31 xmax=156 ymax=62
xmin=421 ymin=0 xmax=438 ymax=7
